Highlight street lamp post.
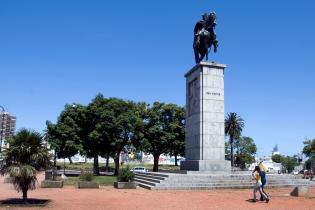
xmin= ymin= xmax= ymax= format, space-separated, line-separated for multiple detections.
xmin=0 ymin=105 xmax=5 ymax=154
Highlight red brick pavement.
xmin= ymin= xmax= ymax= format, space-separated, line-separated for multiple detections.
xmin=0 ymin=173 xmax=314 ymax=210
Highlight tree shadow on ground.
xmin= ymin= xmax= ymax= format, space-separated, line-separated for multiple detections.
xmin=0 ymin=198 xmax=50 ymax=207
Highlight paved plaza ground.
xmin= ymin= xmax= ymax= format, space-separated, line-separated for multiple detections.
xmin=0 ymin=174 xmax=315 ymax=210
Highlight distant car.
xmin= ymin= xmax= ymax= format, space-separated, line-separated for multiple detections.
xmin=130 ymin=167 xmax=148 ymax=173
xmin=292 ymin=171 xmax=299 ymax=175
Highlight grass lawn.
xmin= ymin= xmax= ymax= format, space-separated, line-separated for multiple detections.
xmin=57 ymin=162 xmax=181 ymax=172
xmin=64 ymin=176 xmax=117 ymax=186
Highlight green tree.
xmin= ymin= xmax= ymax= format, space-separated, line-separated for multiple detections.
xmin=302 ymin=139 xmax=315 ymax=170
xmin=281 ymin=155 xmax=298 ymax=173
xmin=166 ymin=106 xmax=185 ymax=166
xmin=105 ymin=98 xmax=143 ymax=175
xmin=137 ymin=102 xmax=184 ymax=172
xmin=0 ymin=129 xmax=49 ymax=202
xmin=45 ymin=104 xmax=84 ymax=166
xmin=272 ymin=154 xmax=283 ymax=163
xmin=82 ymin=95 xmax=110 ymax=175
xmin=303 ymin=139 xmax=315 ymax=158
xmin=85 ymin=95 xmax=143 ymax=175
xmin=234 ymin=136 xmax=257 ymax=168
xmin=225 ymin=112 xmax=245 ymax=167
xmin=271 ymin=154 xmax=298 ymax=173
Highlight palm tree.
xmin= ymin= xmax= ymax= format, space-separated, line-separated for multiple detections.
xmin=0 ymin=128 xmax=49 ymax=202
xmin=225 ymin=112 xmax=244 ymax=167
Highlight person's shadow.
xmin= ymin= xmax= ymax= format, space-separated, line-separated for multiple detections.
xmin=245 ymin=199 xmax=258 ymax=203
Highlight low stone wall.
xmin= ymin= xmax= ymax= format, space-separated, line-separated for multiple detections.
xmin=77 ymin=181 xmax=99 ymax=189
xmin=114 ymin=181 xmax=137 ymax=189
xmin=41 ymin=180 xmax=64 ymax=188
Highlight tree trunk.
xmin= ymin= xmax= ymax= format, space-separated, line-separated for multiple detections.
xmin=53 ymin=151 xmax=57 ymax=167
xmin=93 ymin=153 xmax=99 ymax=175
xmin=22 ymin=188 xmax=28 ymax=202
xmin=105 ymin=154 xmax=109 ymax=172
xmin=153 ymin=154 xmax=160 ymax=172
xmin=174 ymin=154 xmax=178 ymax=166
xmin=114 ymin=156 xmax=120 ymax=176
xmin=230 ymin=137 xmax=234 ymax=167
xmin=68 ymin=157 xmax=73 ymax=164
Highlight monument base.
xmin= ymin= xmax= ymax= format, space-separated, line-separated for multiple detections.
xmin=180 ymin=160 xmax=231 ymax=173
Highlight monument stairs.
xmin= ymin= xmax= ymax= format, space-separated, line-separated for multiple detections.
xmin=134 ymin=172 xmax=312 ymax=190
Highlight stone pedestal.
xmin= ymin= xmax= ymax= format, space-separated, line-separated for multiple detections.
xmin=180 ymin=62 xmax=231 ymax=172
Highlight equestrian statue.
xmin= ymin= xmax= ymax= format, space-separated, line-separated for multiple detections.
xmin=193 ymin=12 xmax=218 ymax=64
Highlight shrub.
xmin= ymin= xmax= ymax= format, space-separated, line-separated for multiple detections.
xmin=117 ymin=165 xmax=134 ymax=182
xmin=79 ymin=172 xmax=94 ymax=181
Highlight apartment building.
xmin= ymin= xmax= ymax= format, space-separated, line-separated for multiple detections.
xmin=0 ymin=111 xmax=16 ymax=149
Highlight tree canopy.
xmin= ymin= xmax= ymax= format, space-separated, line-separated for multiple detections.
xmin=134 ymin=102 xmax=185 ymax=172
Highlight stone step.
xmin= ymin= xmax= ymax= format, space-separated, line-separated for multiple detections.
xmin=135 ymin=174 xmax=167 ymax=181
xmin=164 ymin=178 xmax=306 ymax=183
xmin=136 ymin=182 xmax=154 ymax=190
xmin=154 ymin=183 xmax=308 ymax=190
xmin=168 ymin=177 xmax=308 ymax=181
xmin=134 ymin=177 xmax=163 ymax=183
xmin=134 ymin=172 xmax=169 ymax=179
xmin=163 ymin=175 xmax=296 ymax=180
xmin=134 ymin=178 xmax=157 ymax=186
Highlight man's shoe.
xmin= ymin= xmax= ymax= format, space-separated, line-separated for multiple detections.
xmin=266 ymin=198 xmax=270 ymax=203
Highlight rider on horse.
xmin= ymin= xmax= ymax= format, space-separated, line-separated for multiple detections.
xmin=193 ymin=11 xmax=218 ymax=64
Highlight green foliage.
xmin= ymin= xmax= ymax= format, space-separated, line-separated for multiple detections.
xmin=281 ymin=156 xmax=298 ymax=173
xmin=8 ymin=165 xmax=37 ymax=192
xmin=3 ymin=128 xmax=49 ymax=167
xmin=117 ymin=165 xmax=134 ymax=182
xmin=234 ymin=136 xmax=257 ymax=168
xmin=272 ymin=154 xmax=283 ymax=163
xmin=85 ymin=95 xmax=144 ymax=175
xmin=135 ymin=102 xmax=186 ymax=172
xmin=272 ymin=154 xmax=298 ymax=173
xmin=166 ymin=106 xmax=185 ymax=166
xmin=45 ymin=94 xmax=185 ymax=175
xmin=45 ymin=104 xmax=85 ymax=161
xmin=303 ymin=139 xmax=315 ymax=158
xmin=0 ymin=129 xmax=49 ymax=201
xmin=79 ymin=172 xmax=95 ymax=181
xmin=225 ymin=112 xmax=245 ymax=167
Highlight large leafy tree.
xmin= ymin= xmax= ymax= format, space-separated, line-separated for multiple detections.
xmin=104 ymin=97 xmax=143 ymax=175
xmin=225 ymin=112 xmax=245 ymax=167
xmin=234 ymin=136 xmax=257 ymax=168
xmin=83 ymin=95 xmax=110 ymax=175
xmin=85 ymin=95 xmax=143 ymax=175
xmin=45 ymin=104 xmax=85 ymax=166
xmin=0 ymin=129 xmax=49 ymax=202
xmin=137 ymin=102 xmax=185 ymax=172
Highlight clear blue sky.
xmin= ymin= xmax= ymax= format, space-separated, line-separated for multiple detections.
xmin=1 ymin=0 xmax=314 ymax=157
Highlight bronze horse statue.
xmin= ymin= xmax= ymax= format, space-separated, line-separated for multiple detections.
xmin=193 ymin=12 xmax=218 ymax=64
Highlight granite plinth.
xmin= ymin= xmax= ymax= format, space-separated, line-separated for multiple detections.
xmin=181 ymin=62 xmax=231 ymax=172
